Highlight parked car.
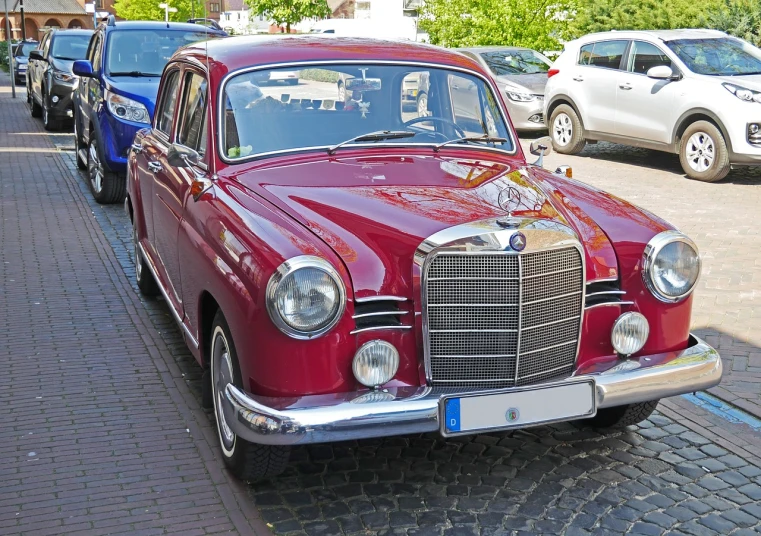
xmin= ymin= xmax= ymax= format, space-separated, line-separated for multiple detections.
xmin=457 ymin=46 xmax=552 ymax=130
xmin=72 ymin=16 xmax=226 ymax=204
xmin=127 ymin=35 xmax=721 ymax=481
xmin=26 ymin=30 xmax=91 ymax=131
xmin=12 ymin=39 xmax=38 ymax=85
xmin=545 ymin=29 xmax=761 ymax=182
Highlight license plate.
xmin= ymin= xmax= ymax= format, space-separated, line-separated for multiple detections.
xmin=441 ymin=378 xmax=596 ymax=435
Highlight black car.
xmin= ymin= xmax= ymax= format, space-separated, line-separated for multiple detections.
xmin=28 ymin=28 xmax=93 ymax=131
xmin=13 ymin=40 xmax=38 ymax=84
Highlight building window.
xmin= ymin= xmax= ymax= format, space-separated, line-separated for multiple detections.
xmin=210 ymin=3 xmax=220 ymax=12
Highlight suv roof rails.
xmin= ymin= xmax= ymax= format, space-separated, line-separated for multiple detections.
xmin=187 ymin=18 xmax=224 ymax=32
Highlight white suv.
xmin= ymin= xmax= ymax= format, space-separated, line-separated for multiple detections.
xmin=544 ymin=29 xmax=761 ymax=182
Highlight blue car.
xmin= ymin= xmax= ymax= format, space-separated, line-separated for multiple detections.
xmin=72 ymin=16 xmax=225 ymax=204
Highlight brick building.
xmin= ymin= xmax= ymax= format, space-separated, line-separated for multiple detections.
xmin=1 ymin=0 xmax=91 ymax=41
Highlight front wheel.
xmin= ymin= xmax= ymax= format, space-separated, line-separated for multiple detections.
xmin=581 ymin=400 xmax=659 ymax=428
xmin=88 ymin=137 xmax=125 ymax=204
xmin=417 ymin=92 xmax=428 ymax=116
xmin=42 ymin=91 xmax=60 ymax=131
xmin=679 ymin=121 xmax=730 ymax=182
xmin=549 ymin=104 xmax=586 ymax=155
xmin=211 ymin=311 xmax=291 ymax=481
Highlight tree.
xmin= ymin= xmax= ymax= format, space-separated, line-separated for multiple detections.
xmin=113 ymin=0 xmax=206 ymax=23
xmin=419 ymin=0 xmax=576 ymax=52
xmin=705 ymin=0 xmax=761 ymax=47
xmin=571 ymin=0 xmax=723 ymax=36
xmin=245 ymin=0 xmax=331 ymax=33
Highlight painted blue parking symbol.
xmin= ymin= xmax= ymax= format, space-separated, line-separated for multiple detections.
xmin=445 ymin=398 xmax=461 ymax=432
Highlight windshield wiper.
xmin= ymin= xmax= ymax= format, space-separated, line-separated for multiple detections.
xmin=327 ymin=130 xmax=415 ymax=155
xmin=109 ymin=71 xmax=161 ymax=77
xmin=433 ymin=134 xmax=507 ymax=152
xmin=55 ymin=56 xmax=80 ymax=61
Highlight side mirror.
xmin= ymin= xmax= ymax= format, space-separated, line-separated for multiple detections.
xmin=646 ymin=65 xmax=675 ymax=80
xmin=72 ymin=60 xmax=94 ymax=78
xmin=167 ymin=144 xmax=200 ymax=168
xmin=529 ymin=136 xmax=553 ymax=157
xmin=29 ymin=50 xmax=45 ymax=61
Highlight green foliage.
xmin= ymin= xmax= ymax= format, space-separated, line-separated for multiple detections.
xmin=419 ymin=0 xmax=576 ymax=51
xmin=113 ymin=0 xmax=206 ymax=22
xmin=245 ymin=0 xmax=331 ymax=32
xmin=705 ymin=0 xmax=761 ymax=47
xmin=571 ymin=0 xmax=722 ymax=36
xmin=300 ymin=68 xmax=340 ymax=83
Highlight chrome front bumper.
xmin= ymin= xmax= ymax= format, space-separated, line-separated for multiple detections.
xmin=222 ymin=335 xmax=721 ymax=446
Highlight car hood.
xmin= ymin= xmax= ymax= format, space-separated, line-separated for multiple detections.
xmin=231 ymin=152 xmax=620 ymax=297
xmin=50 ymin=57 xmax=74 ymax=74
xmin=714 ymin=73 xmax=761 ymax=91
xmin=103 ymin=76 xmax=161 ymax=117
xmin=495 ymin=73 xmax=548 ymax=94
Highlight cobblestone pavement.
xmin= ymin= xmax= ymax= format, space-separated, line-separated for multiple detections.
xmin=3 ymin=70 xmax=761 ymax=536
xmin=0 ymin=76 xmax=269 ymax=535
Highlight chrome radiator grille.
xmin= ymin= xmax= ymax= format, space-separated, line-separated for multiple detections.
xmin=425 ymin=247 xmax=583 ymax=389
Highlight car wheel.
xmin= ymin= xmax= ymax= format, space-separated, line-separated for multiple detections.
xmin=417 ymin=92 xmax=428 ymax=116
xmin=580 ymin=400 xmax=659 ymax=429
xmin=210 ymin=310 xmax=291 ymax=481
xmin=549 ymin=104 xmax=586 ymax=155
xmin=133 ymin=220 xmax=160 ymax=296
xmin=337 ymin=82 xmax=346 ymax=103
xmin=42 ymin=91 xmax=60 ymax=131
xmin=679 ymin=121 xmax=730 ymax=183
xmin=73 ymin=115 xmax=87 ymax=170
xmin=29 ymin=90 xmax=42 ymax=118
xmin=88 ymin=137 xmax=125 ymax=204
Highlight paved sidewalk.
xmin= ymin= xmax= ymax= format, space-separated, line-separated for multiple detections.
xmin=0 ymin=75 xmax=269 ymax=534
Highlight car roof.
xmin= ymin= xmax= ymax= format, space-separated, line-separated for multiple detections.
xmin=103 ymin=20 xmax=226 ymax=34
xmin=49 ymin=29 xmax=93 ymax=36
xmin=176 ymin=35 xmax=485 ymax=77
xmin=571 ymin=28 xmax=728 ymax=44
xmin=457 ymin=46 xmax=535 ymax=53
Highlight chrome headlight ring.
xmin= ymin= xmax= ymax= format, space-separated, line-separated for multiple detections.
xmin=642 ymin=230 xmax=701 ymax=303
xmin=265 ymin=255 xmax=346 ymax=339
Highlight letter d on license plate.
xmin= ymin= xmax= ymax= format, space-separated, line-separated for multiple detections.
xmin=442 ymin=378 xmax=596 ymax=435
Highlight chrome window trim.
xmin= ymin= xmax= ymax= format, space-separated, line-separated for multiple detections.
xmin=414 ymin=217 xmax=586 ymax=385
xmin=217 ymin=59 xmax=518 ymax=164
xmin=265 ymin=255 xmax=346 ymax=339
xmin=642 ymin=230 xmax=701 ymax=303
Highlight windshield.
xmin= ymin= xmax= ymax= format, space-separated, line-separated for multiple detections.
xmin=16 ymin=42 xmax=38 ymax=57
xmin=666 ymin=37 xmax=761 ymax=76
xmin=50 ymin=35 xmax=90 ymax=60
xmin=479 ymin=50 xmax=551 ymax=75
xmin=106 ymin=30 xmax=216 ymax=76
xmin=222 ymin=64 xmax=513 ymax=160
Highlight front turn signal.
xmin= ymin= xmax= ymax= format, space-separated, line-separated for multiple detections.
xmin=554 ymin=165 xmax=573 ymax=178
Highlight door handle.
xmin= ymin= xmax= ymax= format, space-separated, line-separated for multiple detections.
xmin=131 ymin=142 xmax=143 ymax=154
xmin=148 ymin=161 xmax=162 ymax=173
xmin=619 ymin=83 xmax=632 ymax=90
xmin=572 ymin=76 xmax=584 ymax=82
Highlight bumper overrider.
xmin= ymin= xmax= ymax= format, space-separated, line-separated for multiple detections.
xmin=222 ymin=334 xmax=721 ymax=446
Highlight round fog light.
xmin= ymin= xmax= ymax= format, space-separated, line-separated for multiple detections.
xmin=352 ymin=340 xmax=399 ymax=387
xmin=51 ymin=96 xmax=59 ymax=103
xmin=611 ymin=312 xmax=649 ymax=357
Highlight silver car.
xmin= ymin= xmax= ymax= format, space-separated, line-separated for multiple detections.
xmin=457 ymin=46 xmax=552 ymax=130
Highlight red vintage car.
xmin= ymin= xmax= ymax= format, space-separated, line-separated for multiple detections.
xmin=126 ymin=36 xmax=722 ymax=480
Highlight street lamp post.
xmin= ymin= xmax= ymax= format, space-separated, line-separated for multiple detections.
xmin=4 ymin=0 xmax=16 ymax=97
xmin=158 ymin=2 xmax=178 ymax=22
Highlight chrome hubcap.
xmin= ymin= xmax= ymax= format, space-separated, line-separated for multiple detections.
xmin=133 ymin=226 xmax=142 ymax=280
xmin=212 ymin=330 xmax=235 ymax=452
xmin=553 ymin=113 xmax=573 ymax=146
xmin=418 ymin=94 xmax=428 ymax=116
xmin=685 ymin=132 xmax=715 ymax=173
xmin=88 ymin=142 xmax=103 ymax=193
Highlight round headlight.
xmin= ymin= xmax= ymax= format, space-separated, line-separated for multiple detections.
xmin=352 ymin=340 xmax=399 ymax=387
xmin=642 ymin=231 xmax=700 ymax=303
xmin=266 ymin=256 xmax=345 ymax=339
xmin=611 ymin=312 xmax=649 ymax=356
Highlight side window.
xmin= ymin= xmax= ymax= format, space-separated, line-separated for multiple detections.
xmin=155 ymin=70 xmax=181 ymax=137
xmin=40 ymin=34 xmax=51 ymax=57
xmin=178 ymin=72 xmax=208 ymax=156
xmin=448 ymin=73 xmax=485 ymax=137
xmin=579 ymin=40 xmax=628 ymax=70
xmin=401 ymin=71 xmax=430 ymax=121
xmin=90 ymin=34 xmax=103 ymax=70
xmin=628 ymin=41 xmax=672 ymax=74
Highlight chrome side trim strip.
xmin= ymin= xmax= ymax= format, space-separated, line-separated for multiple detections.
xmin=355 ymin=296 xmax=408 ymax=303
xmin=352 ymin=311 xmax=408 ymax=319
xmin=138 ymin=243 xmax=199 ymax=349
xmin=586 ymin=290 xmax=626 ymax=297
xmin=350 ymin=325 xmax=413 ymax=335
xmin=585 ymin=301 xmax=635 ymax=310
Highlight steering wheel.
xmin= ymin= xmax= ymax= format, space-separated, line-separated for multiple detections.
xmin=403 ymin=116 xmax=467 ymax=139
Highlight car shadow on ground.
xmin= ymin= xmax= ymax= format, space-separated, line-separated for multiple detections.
xmin=59 ymin=147 xmax=761 ymax=536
